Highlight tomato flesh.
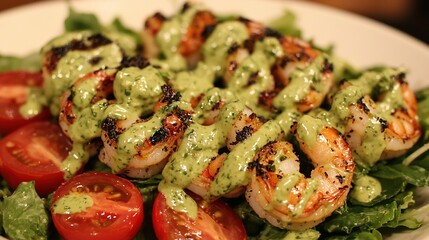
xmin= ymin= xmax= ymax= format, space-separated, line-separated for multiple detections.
xmin=0 ymin=71 xmax=51 ymax=135
xmin=51 ymin=172 xmax=144 ymax=240
xmin=0 ymin=121 xmax=72 ymax=196
xmin=153 ymin=192 xmax=247 ymax=240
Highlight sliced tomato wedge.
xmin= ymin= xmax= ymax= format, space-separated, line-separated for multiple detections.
xmin=51 ymin=172 xmax=144 ymax=240
xmin=0 ymin=121 xmax=72 ymax=196
xmin=153 ymin=192 xmax=247 ymax=240
xmin=0 ymin=71 xmax=51 ymax=135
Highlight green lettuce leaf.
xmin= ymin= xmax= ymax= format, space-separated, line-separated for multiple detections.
xmin=0 ymin=178 xmax=12 ymax=235
xmin=322 ymin=202 xmax=398 ymax=234
xmin=0 ymin=53 xmax=41 ymax=72
xmin=325 ymin=229 xmax=383 ymax=240
xmin=234 ymin=200 xmax=266 ymax=236
xmin=2 ymin=182 xmax=49 ymax=240
xmin=130 ymin=174 xmax=162 ymax=240
xmin=384 ymin=191 xmax=426 ymax=230
xmin=110 ymin=18 xmax=142 ymax=44
xmin=371 ymin=164 xmax=429 ymax=187
xmin=350 ymin=177 xmax=407 ymax=206
xmin=267 ymin=10 xmax=301 ymax=38
xmin=416 ymin=87 xmax=429 ymax=130
xmin=249 ymin=225 xmax=320 ymax=240
xmin=64 ymin=6 xmax=102 ymax=32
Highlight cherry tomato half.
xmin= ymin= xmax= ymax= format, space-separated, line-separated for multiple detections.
xmin=0 ymin=121 xmax=72 ymax=196
xmin=153 ymin=192 xmax=247 ymax=240
xmin=51 ymin=172 xmax=144 ymax=240
xmin=0 ymin=71 xmax=51 ymax=135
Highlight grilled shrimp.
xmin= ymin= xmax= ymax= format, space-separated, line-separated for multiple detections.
xmin=222 ymin=18 xmax=277 ymax=83
xmin=223 ymin=23 xmax=333 ymax=115
xmin=246 ymin=116 xmax=354 ymax=230
xmin=99 ymin=102 xmax=192 ymax=178
xmin=59 ymin=69 xmax=116 ymax=141
xmin=339 ymin=70 xmax=421 ymax=165
xmin=262 ymin=36 xmax=334 ymax=113
xmin=225 ymin=107 xmax=264 ymax=151
xmin=187 ymin=87 xmax=238 ymax=126
xmin=141 ymin=12 xmax=166 ymax=58
xmin=179 ymin=10 xmax=217 ymax=65
xmin=186 ymin=106 xmax=264 ymax=198
xmin=141 ymin=4 xmax=216 ymax=68
xmin=381 ymin=78 xmax=421 ymax=159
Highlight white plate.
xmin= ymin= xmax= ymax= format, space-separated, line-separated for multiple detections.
xmin=0 ymin=0 xmax=429 ymax=239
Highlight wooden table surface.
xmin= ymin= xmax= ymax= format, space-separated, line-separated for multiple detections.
xmin=0 ymin=0 xmax=47 ymax=12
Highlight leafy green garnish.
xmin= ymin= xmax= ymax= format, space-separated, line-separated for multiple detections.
xmin=64 ymin=6 xmax=102 ymax=32
xmin=2 ymin=182 xmax=49 ymax=240
xmin=110 ymin=18 xmax=142 ymax=44
xmin=371 ymin=164 xmax=429 ymax=187
xmin=64 ymin=6 xmax=142 ymax=46
xmin=350 ymin=177 xmax=407 ymax=206
xmin=416 ymin=87 xmax=429 ymax=130
xmin=234 ymin=200 xmax=266 ymax=236
xmin=267 ymin=10 xmax=301 ymax=38
xmin=131 ymin=174 xmax=162 ymax=240
xmin=325 ymin=229 xmax=383 ymax=240
xmin=249 ymin=225 xmax=320 ymax=240
xmin=0 ymin=53 xmax=41 ymax=72
xmin=322 ymin=190 xmax=423 ymax=236
xmin=323 ymin=202 xmax=398 ymax=234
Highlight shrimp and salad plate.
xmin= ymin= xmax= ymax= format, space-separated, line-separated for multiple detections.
xmin=0 ymin=0 xmax=429 ymax=239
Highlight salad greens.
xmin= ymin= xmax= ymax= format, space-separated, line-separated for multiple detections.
xmin=0 ymin=5 xmax=429 ymax=240
xmin=0 ymin=53 xmax=40 ymax=72
xmin=64 ymin=6 xmax=141 ymax=44
xmin=2 ymin=182 xmax=49 ymax=240
xmin=267 ymin=10 xmax=302 ymax=38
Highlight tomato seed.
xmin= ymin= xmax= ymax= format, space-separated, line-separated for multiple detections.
xmin=107 ymin=192 xmax=122 ymax=200
xmin=103 ymin=185 xmax=114 ymax=193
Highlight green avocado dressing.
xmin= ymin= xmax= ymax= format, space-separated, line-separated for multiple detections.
xmin=163 ymin=101 xmax=245 ymax=185
xmin=112 ymin=101 xmax=192 ymax=173
xmin=171 ymin=62 xmax=216 ymax=101
xmin=114 ymin=66 xmax=167 ymax=116
xmin=158 ymin=181 xmax=199 ymax=218
xmin=227 ymin=37 xmax=283 ymax=117
xmin=209 ymin=120 xmax=282 ymax=197
xmin=156 ymin=5 xmax=199 ymax=58
xmin=52 ymin=193 xmax=94 ymax=214
xmin=41 ymin=31 xmax=93 ymax=54
xmin=297 ymin=115 xmax=324 ymax=147
xmin=312 ymin=68 xmax=405 ymax=166
xmin=18 ymin=87 xmax=46 ymax=118
xmin=293 ymin=179 xmax=319 ymax=217
xmin=160 ymin=101 xmax=246 ymax=215
xmin=202 ymin=21 xmax=249 ymax=74
xmin=350 ymin=175 xmax=382 ymax=203
xmin=193 ymin=88 xmax=237 ymax=123
xmin=44 ymin=43 xmax=123 ymax=116
xmin=67 ymin=99 xmax=110 ymax=143
xmin=150 ymin=54 xmax=187 ymax=72
xmin=273 ymin=172 xmax=301 ymax=206
xmin=61 ymin=142 xmax=91 ymax=179
xmin=61 ymin=65 xmax=170 ymax=178
xmin=273 ymin=54 xmax=328 ymax=110
xmin=275 ymin=108 xmax=301 ymax=138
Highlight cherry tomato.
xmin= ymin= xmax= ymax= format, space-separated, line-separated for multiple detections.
xmin=152 ymin=192 xmax=247 ymax=240
xmin=51 ymin=172 xmax=144 ymax=240
xmin=0 ymin=121 xmax=72 ymax=196
xmin=0 ymin=71 xmax=51 ymax=135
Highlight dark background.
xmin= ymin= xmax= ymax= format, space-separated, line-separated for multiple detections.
xmin=1 ymin=0 xmax=428 ymax=45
